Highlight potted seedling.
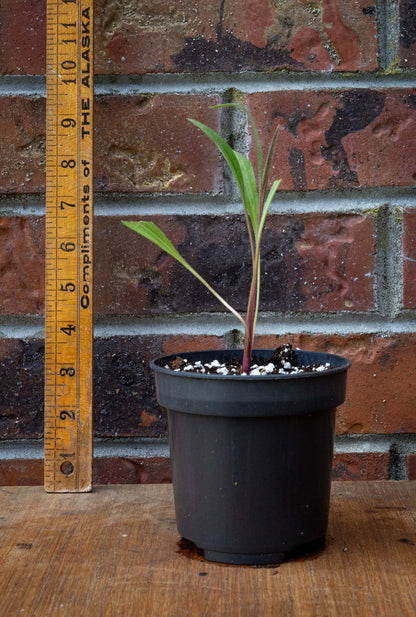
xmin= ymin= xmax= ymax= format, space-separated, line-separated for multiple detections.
xmin=122 ymin=104 xmax=350 ymax=565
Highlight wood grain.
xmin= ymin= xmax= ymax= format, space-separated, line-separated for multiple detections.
xmin=0 ymin=482 xmax=415 ymax=616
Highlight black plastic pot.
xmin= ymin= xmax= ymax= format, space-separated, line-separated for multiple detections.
xmin=151 ymin=349 xmax=350 ymax=565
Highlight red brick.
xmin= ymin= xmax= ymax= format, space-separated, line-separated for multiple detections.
xmin=0 ymin=0 xmax=377 ymax=76
xmin=399 ymin=0 xmax=416 ymax=68
xmin=98 ymin=212 xmax=375 ymax=316
xmin=94 ymin=0 xmax=378 ymax=74
xmin=254 ymin=333 xmax=416 ymax=435
xmin=93 ymin=336 xmax=163 ymax=439
xmin=161 ymin=336 xmax=226 ymax=356
xmin=0 ymin=217 xmax=45 ymax=315
xmin=332 ymin=453 xmax=390 ymax=480
xmin=0 ymin=456 xmax=173 ymax=486
xmin=0 ymin=0 xmax=46 ymax=75
xmin=288 ymin=214 xmax=375 ymax=312
xmin=403 ymin=210 xmax=416 ymax=308
xmin=0 ymin=459 xmax=43 ymax=486
xmin=406 ymin=454 xmax=416 ymax=480
xmin=246 ymin=90 xmax=416 ymax=190
xmin=93 ymin=335 xmax=225 ymax=438
xmin=0 ymin=339 xmax=44 ymax=440
xmin=93 ymin=457 xmax=172 ymax=484
xmin=94 ymin=95 xmax=222 ymax=193
xmin=0 ymin=97 xmax=45 ymax=193
xmin=281 ymin=0 xmax=378 ymax=72
xmin=3 ymin=91 xmax=416 ymax=195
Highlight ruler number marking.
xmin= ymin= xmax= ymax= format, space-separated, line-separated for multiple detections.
xmin=59 ymin=367 xmax=76 ymax=376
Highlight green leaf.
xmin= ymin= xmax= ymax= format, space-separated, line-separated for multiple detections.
xmin=258 ymin=179 xmax=281 ymax=237
xmin=234 ymin=151 xmax=259 ymax=235
xmin=189 ymin=118 xmax=259 ymax=235
xmin=121 ymin=220 xmax=247 ymax=329
xmin=260 ymin=123 xmax=280 ymax=205
xmin=122 ymin=221 xmax=184 ymax=263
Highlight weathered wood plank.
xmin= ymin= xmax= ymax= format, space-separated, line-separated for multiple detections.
xmin=0 ymin=482 xmax=415 ymax=616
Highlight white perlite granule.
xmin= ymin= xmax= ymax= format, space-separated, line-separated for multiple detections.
xmin=165 ymin=359 xmax=331 ymax=376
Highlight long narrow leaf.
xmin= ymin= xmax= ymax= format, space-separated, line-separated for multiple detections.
xmin=260 ymin=124 xmax=280 ymax=208
xmin=189 ymin=118 xmax=259 ymax=235
xmin=121 ymin=220 xmax=247 ymax=329
xmin=122 ymin=221 xmax=184 ymax=262
xmin=258 ymin=180 xmax=281 ymax=238
xmin=234 ymin=151 xmax=259 ymax=236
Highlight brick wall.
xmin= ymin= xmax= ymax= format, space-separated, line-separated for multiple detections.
xmin=1 ymin=0 xmax=416 ymax=485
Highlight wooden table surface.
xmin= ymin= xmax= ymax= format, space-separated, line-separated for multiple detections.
xmin=1 ymin=482 xmax=415 ymax=617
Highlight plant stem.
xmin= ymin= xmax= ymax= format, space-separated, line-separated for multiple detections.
xmin=241 ymin=124 xmax=280 ymax=372
xmin=241 ymin=240 xmax=261 ymax=373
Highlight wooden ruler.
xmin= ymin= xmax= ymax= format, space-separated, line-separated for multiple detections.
xmin=44 ymin=0 xmax=93 ymax=492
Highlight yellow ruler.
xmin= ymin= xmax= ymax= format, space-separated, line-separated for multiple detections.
xmin=44 ymin=0 xmax=93 ymax=492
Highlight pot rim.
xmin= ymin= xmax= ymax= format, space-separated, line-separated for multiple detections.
xmin=150 ymin=348 xmax=351 ymax=382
